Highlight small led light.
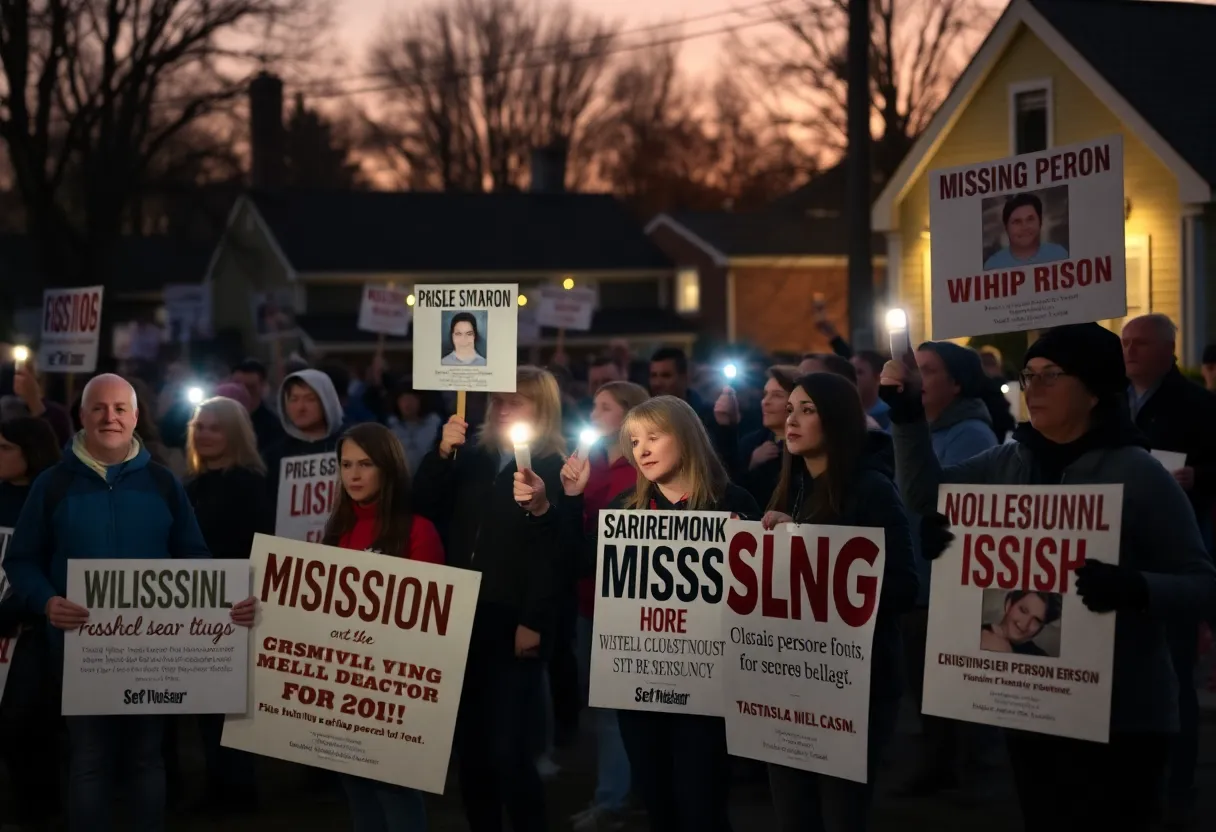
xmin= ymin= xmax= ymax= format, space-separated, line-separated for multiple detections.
xmin=885 ymin=308 xmax=908 ymax=330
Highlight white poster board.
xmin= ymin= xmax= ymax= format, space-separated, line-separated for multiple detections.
xmin=1149 ymin=449 xmax=1187 ymax=473
xmin=253 ymin=289 xmax=301 ymax=341
xmin=164 ymin=284 xmax=213 ymax=343
xmin=922 ymin=485 xmax=1121 ymax=742
xmin=721 ymin=521 xmax=884 ymax=783
xmin=412 ymin=284 xmax=518 ymax=392
xmin=589 ymin=510 xmax=731 ymax=717
xmin=535 ymin=287 xmax=596 ymax=331
xmin=275 ymin=452 xmax=338 ymax=543
xmin=222 ymin=534 xmax=480 ymax=793
xmin=358 ymin=285 xmax=412 ymax=337
xmin=62 ymin=559 xmax=250 ymax=715
xmin=0 ymin=527 xmax=18 ymax=702
xmin=928 ymin=136 xmax=1125 ymax=339
xmin=38 ymin=286 xmax=104 ymax=373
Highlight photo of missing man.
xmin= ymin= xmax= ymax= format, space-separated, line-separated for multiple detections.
xmin=979 ymin=589 xmax=1063 ymax=658
xmin=981 ymin=185 xmax=1070 ymax=270
xmin=440 ymin=309 xmax=488 ymax=366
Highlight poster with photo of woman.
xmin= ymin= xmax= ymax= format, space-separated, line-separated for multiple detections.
xmin=411 ymin=284 xmax=518 ymax=392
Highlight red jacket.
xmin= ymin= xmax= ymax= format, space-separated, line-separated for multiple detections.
xmin=338 ymin=501 xmax=445 ymax=564
xmin=577 ymin=451 xmax=636 ymax=617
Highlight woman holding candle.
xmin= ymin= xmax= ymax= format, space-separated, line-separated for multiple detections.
xmin=518 ymin=395 xmax=758 ymax=832
xmin=759 ymin=372 xmax=919 ymax=831
xmin=413 ymin=365 xmax=565 ymax=832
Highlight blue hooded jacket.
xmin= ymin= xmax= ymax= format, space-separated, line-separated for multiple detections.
xmin=4 ymin=440 xmax=210 ymax=619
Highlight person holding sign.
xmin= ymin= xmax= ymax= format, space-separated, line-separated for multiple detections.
xmin=880 ymin=323 xmax=1216 ymax=830
xmin=321 ymin=423 xmax=445 ymax=830
xmin=264 ymin=369 xmax=346 ymax=507
xmin=759 ymin=373 xmax=918 ymax=829
xmin=0 ymin=417 xmax=63 ymax=830
xmin=413 ymin=365 xmax=565 ymax=832
xmin=537 ymin=396 xmax=759 ymax=832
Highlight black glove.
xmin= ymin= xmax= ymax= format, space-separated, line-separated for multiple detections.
xmin=878 ymin=378 xmax=925 ymax=424
xmin=920 ymin=511 xmax=954 ymax=561
xmin=1075 ymin=560 xmax=1148 ymax=613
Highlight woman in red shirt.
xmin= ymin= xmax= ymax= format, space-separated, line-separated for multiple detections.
xmin=321 ymin=422 xmax=444 ymax=831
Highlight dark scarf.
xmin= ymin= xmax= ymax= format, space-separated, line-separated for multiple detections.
xmin=1012 ymin=402 xmax=1147 ymax=482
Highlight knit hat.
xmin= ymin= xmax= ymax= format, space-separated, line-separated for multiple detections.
xmin=1024 ymin=323 xmax=1127 ymax=400
xmin=213 ymin=382 xmax=253 ymax=411
xmin=916 ymin=341 xmax=985 ymax=398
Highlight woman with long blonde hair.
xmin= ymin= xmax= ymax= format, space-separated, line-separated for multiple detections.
xmin=182 ymin=395 xmax=271 ymax=813
xmin=523 ymin=394 xmax=758 ymax=832
xmin=414 ymin=365 xmax=566 ymax=832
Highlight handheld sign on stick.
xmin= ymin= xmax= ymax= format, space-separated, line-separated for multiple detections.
xmin=576 ymin=428 xmax=599 ymax=460
xmin=510 ymin=423 xmax=532 ymax=472
xmin=886 ymin=308 xmax=914 ymax=369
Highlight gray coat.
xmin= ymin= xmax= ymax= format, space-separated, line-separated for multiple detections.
xmin=892 ymin=418 xmax=1216 ymax=734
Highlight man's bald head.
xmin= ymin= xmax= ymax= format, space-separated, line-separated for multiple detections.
xmin=82 ymin=373 xmax=138 ymax=410
xmin=81 ymin=373 xmax=139 ymax=462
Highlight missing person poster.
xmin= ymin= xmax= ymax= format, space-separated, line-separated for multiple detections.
xmin=276 ymin=453 xmax=338 ymax=543
xmin=589 ymin=510 xmax=731 ymax=717
xmin=721 ymin=521 xmax=885 ymax=783
xmin=38 ymin=285 xmax=104 ymax=373
xmin=358 ymin=285 xmax=412 ymax=337
xmin=535 ymin=286 xmax=596 ymax=331
xmin=922 ymin=485 xmax=1121 ymax=742
xmin=222 ymin=535 xmax=480 ymax=793
xmin=0 ymin=527 xmax=17 ymax=701
xmin=411 ymin=284 xmax=518 ymax=392
xmin=928 ymin=136 xmax=1125 ymax=339
xmin=62 ymin=559 xmax=250 ymax=715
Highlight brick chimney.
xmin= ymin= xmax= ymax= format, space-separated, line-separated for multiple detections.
xmin=249 ymin=71 xmax=285 ymax=189
xmin=529 ymin=142 xmax=568 ymax=193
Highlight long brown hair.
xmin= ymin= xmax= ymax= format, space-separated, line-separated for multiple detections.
xmin=478 ymin=365 xmax=567 ymax=457
xmin=619 ymin=395 xmax=728 ymax=510
xmin=768 ymin=373 xmax=868 ymax=521
xmin=323 ymin=423 xmax=414 ymax=556
xmin=0 ymin=417 xmax=61 ymax=482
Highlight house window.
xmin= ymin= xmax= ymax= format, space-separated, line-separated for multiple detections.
xmin=1009 ymin=80 xmax=1053 ymax=155
xmin=1124 ymin=234 xmax=1152 ymax=318
xmin=675 ymin=268 xmax=700 ymax=315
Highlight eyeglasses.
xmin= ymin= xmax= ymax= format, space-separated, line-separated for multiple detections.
xmin=1019 ymin=369 xmax=1071 ymax=388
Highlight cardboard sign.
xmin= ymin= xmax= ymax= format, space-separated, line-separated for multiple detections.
xmin=928 ymin=136 xmax=1125 ymax=338
xmin=164 ymin=284 xmax=213 ymax=343
xmin=589 ymin=510 xmax=731 ymax=717
xmin=38 ymin=286 xmax=104 ymax=373
xmin=535 ymin=287 xmax=595 ymax=331
xmin=922 ymin=485 xmax=1121 ymax=742
xmin=222 ymin=534 xmax=481 ymax=793
xmin=253 ymin=289 xmax=300 ymax=341
xmin=411 ymin=284 xmax=518 ymax=392
xmin=62 ymin=559 xmax=251 ymax=715
xmin=358 ymin=285 xmax=412 ymax=337
xmin=721 ymin=521 xmax=885 ymax=783
xmin=275 ymin=453 xmax=338 ymax=543
xmin=0 ymin=527 xmax=18 ymax=703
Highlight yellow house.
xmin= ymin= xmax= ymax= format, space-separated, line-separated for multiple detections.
xmin=872 ymin=0 xmax=1215 ymax=365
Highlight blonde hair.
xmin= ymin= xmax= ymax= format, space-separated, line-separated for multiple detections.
xmin=187 ymin=396 xmax=266 ymax=476
xmin=620 ymin=395 xmax=728 ymax=510
xmin=595 ymin=381 xmax=649 ymax=415
xmin=478 ymin=365 xmax=567 ymax=458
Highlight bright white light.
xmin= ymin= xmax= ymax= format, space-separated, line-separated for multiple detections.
xmin=1001 ymin=384 xmax=1010 ymax=395
xmin=186 ymin=386 xmax=205 ymax=405
xmin=885 ymin=308 xmax=908 ymax=330
xmin=578 ymin=428 xmax=599 ymax=447
xmin=723 ymin=363 xmax=738 ymax=380
xmin=12 ymin=345 xmax=29 ymax=363
xmin=406 ymin=294 xmax=416 ymax=307
xmin=509 ymin=423 xmax=532 ymax=445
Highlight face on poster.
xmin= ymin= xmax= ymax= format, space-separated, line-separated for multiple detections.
xmin=721 ymin=521 xmax=885 ymax=783
xmin=38 ymin=285 xmax=104 ymax=373
xmin=921 ymin=484 xmax=1121 ymax=742
xmin=411 ymin=284 xmax=518 ymax=392
xmin=928 ymin=135 xmax=1125 ymax=339
xmin=276 ymin=453 xmax=338 ymax=543
xmin=222 ymin=534 xmax=481 ymax=794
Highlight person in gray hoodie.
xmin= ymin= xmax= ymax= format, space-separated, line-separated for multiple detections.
xmin=880 ymin=323 xmax=1216 ymax=831
xmin=262 ymin=368 xmax=347 ymax=502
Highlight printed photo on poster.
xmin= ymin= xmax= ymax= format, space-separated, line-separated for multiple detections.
xmin=411 ymin=284 xmax=518 ymax=393
xmin=978 ymin=589 xmax=1062 ymax=658
xmin=440 ymin=310 xmax=488 ymax=366
xmin=981 ymin=187 xmax=1070 ymax=270
xmin=221 ymin=535 xmax=481 ymax=794
xmin=928 ymin=135 xmax=1125 ymax=339
xmin=921 ymin=484 xmax=1121 ymax=743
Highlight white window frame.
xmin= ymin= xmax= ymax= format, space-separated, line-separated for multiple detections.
xmin=675 ymin=267 xmax=700 ymax=315
xmin=1008 ymin=78 xmax=1055 ymax=155
xmin=1123 ymin=234 xmax=1152 ymax=319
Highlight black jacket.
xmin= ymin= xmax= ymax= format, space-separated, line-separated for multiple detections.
xmin=263 ymin=433 xmax=343 ymax=502
xmin=413 ymin=446 xmax=564 ymax=637
xmin=734 ymin=429 xmax=782 ymax=512
xmin=185 ymin=467 xmax=274 ymax=559
xmin=1132 ymin=366 xmax=1216 ymax=527
xmin=250 ymin=404 xmax=285 ymax=454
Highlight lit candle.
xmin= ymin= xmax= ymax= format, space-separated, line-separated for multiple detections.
xmin=885 ymin=308 xmax=912 ymax=366
xmin=509 ymin=423 xmax=532 ymax=472
xmin=11 ymin=344 xmax=29 ymax=373
xmin=576 ymin=428 xmax=599 ymax=460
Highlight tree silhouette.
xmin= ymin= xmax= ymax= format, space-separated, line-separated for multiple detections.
xmin=284 ymin=94 xmax=363 ymax=189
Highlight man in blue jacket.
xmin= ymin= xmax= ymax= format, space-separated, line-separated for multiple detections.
xmin=4 ymin=373 xmax=217 ymax=832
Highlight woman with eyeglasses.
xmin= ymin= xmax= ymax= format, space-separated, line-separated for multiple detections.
xmin=880 ymin=323 xmax=1216 ymax=831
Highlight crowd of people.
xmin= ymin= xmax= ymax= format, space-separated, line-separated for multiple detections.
xmin=0 ymin=313 xmax=1214 ymax=832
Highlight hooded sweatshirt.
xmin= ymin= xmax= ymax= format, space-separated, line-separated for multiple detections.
xmin=263 ymin=369 xmax=347 ymax=500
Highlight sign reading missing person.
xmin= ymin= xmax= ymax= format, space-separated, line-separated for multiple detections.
xmin=411 ymin=284 xmax=518 ymax=393
xmin=928 ymin=136 xmax=1126 ymax=339
xmin=921 ymin=485 xmax=1121 ymax=743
